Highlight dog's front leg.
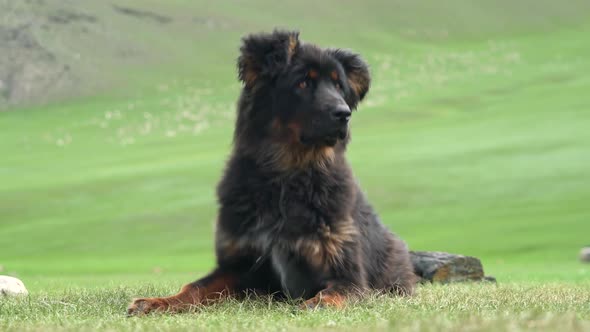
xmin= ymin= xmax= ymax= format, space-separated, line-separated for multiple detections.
xmin=127 ymin=269 xmax=237 ymax=315
xmin=300 ymin=281 xmax=358 ymax=310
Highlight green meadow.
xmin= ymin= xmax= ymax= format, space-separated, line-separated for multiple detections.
xmin=1 ymin=1 xmax=589 ymax=330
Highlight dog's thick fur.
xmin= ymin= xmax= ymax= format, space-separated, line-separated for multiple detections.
xmin=128 ymin=30 xmax=416 ymax=315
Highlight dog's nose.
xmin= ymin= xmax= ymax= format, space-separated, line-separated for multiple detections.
xmin=331 ymin=106 xmax=351 ymax=123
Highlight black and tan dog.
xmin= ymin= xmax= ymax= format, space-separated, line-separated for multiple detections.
xmin=127 ymin=30 xmax=416 ymax=315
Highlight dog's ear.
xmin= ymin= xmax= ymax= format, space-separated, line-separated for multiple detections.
xmin=238 ymin=30 xmax=300 ymax=88
xmin=329 ymin=49 xmax=371 ymax=104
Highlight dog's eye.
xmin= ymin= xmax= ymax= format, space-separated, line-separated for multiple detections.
xmin=298 ymin=80 xmax=308 ymax=89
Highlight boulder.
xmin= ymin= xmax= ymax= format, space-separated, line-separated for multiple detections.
xmin=0 ymin=275 xmax=28 ymax=296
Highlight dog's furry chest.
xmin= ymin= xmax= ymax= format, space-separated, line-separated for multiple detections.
xmin=217 ymin=161 xmax=359 ymax=296
xmin=254 ymin=184 xmax=357 ymax=298
xmin=250 ymin=174 xmax=358 ymax=278
xmin=250 ymin=169 xmax=353 ymax=244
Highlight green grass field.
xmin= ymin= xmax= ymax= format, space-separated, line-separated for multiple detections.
xmin=2 ymin=283 xmax=589 ymax=331
xmin=1 ymin=1 xmax=590 ymax=330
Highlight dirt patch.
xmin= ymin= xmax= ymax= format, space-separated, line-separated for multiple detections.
xmin=0 ymin=24 xmax=72 ymax=109
xmin=112 ymin=5 xmax=172 ymax=24
xmin=47 ymin=9 xmax=97 ymax=24
xmin=0 ymin=0 xmax=177 ymax=110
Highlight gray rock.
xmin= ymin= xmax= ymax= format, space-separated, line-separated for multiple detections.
xmin=0 ymin=275 xmax=28 ymax=296
xmin=580 ymin=247 xmax=590 ymax=263
xmin=483 ymin=275 xmax=497 ymax=283
xmin=410 ymin=251 xmax=493 ymax=283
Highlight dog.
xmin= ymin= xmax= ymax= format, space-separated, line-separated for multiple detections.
xmin=127 ymin=30 xmax=416 ymax=315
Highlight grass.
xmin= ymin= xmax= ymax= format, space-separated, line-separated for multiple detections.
xmin=1 ymin=0 xmax=590 ymax=330
xmin=2 ymin=282 xmax=590 ymax=331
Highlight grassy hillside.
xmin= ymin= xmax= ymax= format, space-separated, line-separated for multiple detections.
xmin=1 ymin=0 xmax=590 ymax=288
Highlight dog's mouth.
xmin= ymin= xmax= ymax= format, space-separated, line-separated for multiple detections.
xmin=323 ymin=135 xmax=338 ymax=146
xmin=301 ymin=129 xmax=347 ymax=147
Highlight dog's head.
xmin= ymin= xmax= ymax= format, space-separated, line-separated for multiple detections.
xmin=237 ymin=30 xmax=370 ymax=151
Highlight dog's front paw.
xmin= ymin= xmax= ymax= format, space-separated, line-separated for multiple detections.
xmin=299 ymin=292 xmax=346 ymax=311
xmin=127 ymin=298 xmax=169 ymax=316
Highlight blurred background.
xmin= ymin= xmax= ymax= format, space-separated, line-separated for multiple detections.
xmin=1 ymin=0 xmax=589 ymax=288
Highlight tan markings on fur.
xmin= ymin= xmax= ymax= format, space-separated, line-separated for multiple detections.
xmin=302 ymin=291 xmax=347 ymax=309
xmin=308 ymin=69 xmax=319 ymax=79
xmin=245 ymin=71 xmax=257 ymax=87
xmin=287 ymin=34 xmax=299 ymax=62
xmin=242 ymin=57 xmax=258 ymax=88
xmin=167 ymin=274 xmax=236 ymax=308
xmin=271 ymin=144 xmax=336 ymax=171
xmin=215 ymin=223 xmax=247 ymax=257
xmin=128 ymin=274 xmax=237 ymax=314
xmin=217 ymin=236 xmax=240 ymax=257
xmin=323 ymin=216 xmax=358 ymax=266
xmin=286 ymin=121 xmax=302 ymax=143
xmin=348 ymin=72 xmax=369 ymax=97
xmin=268 ymin=117 xmax=336 ymax=171
xmin=271 ymin=117 xmax=282 ymax=131
xmin=295 ymin=217 xmax=358 ymax=269
xmin=330 ymin=70 xmax=338 ymax=81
